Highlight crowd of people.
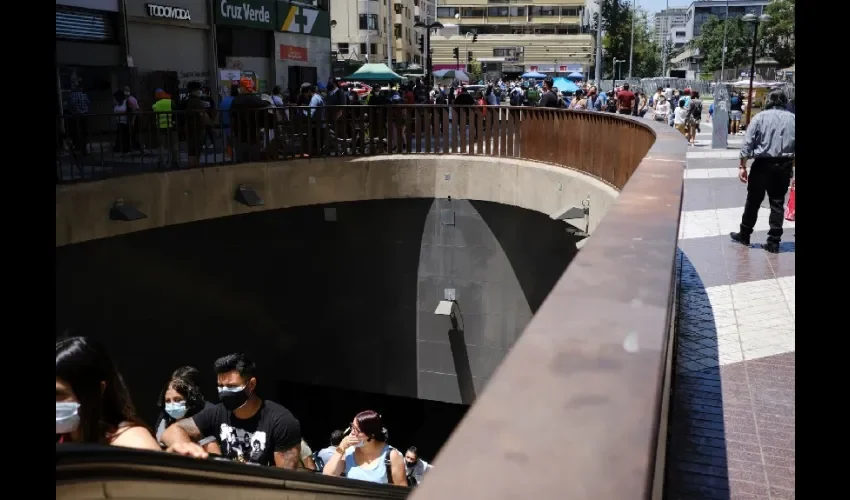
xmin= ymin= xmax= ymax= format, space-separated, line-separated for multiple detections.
xmin=56 ymin=336 xmax=432 ymax=487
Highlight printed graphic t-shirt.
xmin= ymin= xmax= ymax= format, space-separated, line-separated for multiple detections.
xmin=192 ymin=400 xmax=301 ymax=466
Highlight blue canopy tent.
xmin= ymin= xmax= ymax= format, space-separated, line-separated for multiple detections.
xmin=566 ymin=72 xmax=584 ymax=80
xmin=552 ymin=78 xmax=579 ymax=93
xmin=521 ymin=71 xmax=547 ymax=79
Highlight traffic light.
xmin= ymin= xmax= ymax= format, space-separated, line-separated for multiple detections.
xmin=418 ymin=35 xmax=425 ymax=54
xmin=467 ymin=51 xmax=473 ymax=63
xmin=452 ymin=47 xmax=459 ymax=59
xmin=472 ymin=33 xmax=478 ymax=43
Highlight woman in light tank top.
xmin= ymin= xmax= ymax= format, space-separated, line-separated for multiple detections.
xmin=321 ymin=410 xmax=407 ymax=486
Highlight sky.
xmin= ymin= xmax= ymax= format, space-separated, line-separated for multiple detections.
xmin=635 ymin=0 xmax=691 ymax=15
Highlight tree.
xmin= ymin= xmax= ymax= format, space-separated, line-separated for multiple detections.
xmin=468 ymin=60 xmax=483 ymax=83
xmin=599 ymin=0 xmax=660 ymax=78
xmin=694 ymin=16 xmax=753 ymax=72
xmin=760 ymin=0 xmax=795 ymax=67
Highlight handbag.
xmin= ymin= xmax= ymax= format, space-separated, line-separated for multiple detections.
xmin=784 ymin=187 xmax=795 ymax=221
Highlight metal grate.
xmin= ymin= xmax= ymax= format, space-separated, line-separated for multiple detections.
xmin=56 ymin=8 xmax=115 ymax=42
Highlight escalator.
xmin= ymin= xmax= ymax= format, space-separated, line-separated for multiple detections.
xmin=57 ymin=445 xmax=410 ymax=500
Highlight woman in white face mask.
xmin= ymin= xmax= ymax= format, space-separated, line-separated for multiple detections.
xmin=153 ymin=366 xmax=220 ymax=453
xmin=321 ymin=410 xmax=407 ymax=486
xmin=56 ymin=336 xmax=160 ymax=450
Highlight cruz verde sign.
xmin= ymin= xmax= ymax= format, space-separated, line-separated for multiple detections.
xmin=276 ymin=1 xmax=330 ymax=38
xmin=216 ymin=0 xmax=275 ymax=30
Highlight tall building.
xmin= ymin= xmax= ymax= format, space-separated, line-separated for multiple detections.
xmin=429 ymin=0 xmax=595 ymax=79
xmin=330 ymin=0 xmax=426 ymax=65
xmin=653 ymin=7 xmax=687 ymax=46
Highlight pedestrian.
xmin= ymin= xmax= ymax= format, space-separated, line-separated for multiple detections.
xmin=730 ymin=90 xmax=795 ymax=253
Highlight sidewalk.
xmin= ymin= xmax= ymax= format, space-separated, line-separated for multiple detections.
xmin=665 ymin=120 xmax=796 ymax=499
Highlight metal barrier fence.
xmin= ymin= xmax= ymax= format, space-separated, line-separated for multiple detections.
xmin=597 ymin=78 xmax=713 ymax=96
xmin=57 ymin=105 xmax=650 ymax=188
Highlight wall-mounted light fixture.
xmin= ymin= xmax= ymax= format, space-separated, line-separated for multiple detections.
xmin=551 ymin=196 xmax=591 ymax=240
xmin=109 ymin=199 xmax=147 ymax=221
xmin=234 ymin=184 xmax=264 ymax=207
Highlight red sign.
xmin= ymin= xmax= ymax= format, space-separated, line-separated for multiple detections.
xmin=529 ymin=65 xmax=538 ymax=72
xmin=558 ymin=65 xmax=567 ymax=73
xmin=280 ymin=45 xmax=308 ymax=62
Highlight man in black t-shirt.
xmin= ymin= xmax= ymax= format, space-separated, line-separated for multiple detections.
xmin=162 ymin=353 xmax=302 ymax=468
xmin=538 ymin=77 xmax=560 ymax=108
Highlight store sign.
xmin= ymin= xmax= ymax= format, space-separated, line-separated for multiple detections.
xmin=146 ymin=3 xmax=191 ymax=20
xmin=280 ymin=44 xmax=308 ymax=62
xmin=216 ymin=0 xmax=275 ymax=30
xmin=276 ymin=1 xmax=330 ymax=38
xmin=565 ymin=64 xmax=583 ymax=72
xmin=528 ymin=65 xmax=555 ymax=73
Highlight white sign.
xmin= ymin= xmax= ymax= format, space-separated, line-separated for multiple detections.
xmin=565 ymin=64 xmax=583 ymax=72
xmin=219 ymin=0 xmax=271 ymax=24
xmin=146 ymin=3 xmax=191 ymax=20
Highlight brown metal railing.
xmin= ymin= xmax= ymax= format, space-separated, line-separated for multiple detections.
xmin=57 ymin=105 xmax=654 ymax=189
xmin=55 ymin=104 xmax=686 ymax=499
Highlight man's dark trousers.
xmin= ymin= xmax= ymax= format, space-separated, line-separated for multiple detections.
xmin=739 ymin=158 xmax=793 ymax=244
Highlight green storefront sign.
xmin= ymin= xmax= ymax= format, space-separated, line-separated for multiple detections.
xmin=276 ymin=1 xmax=330 ymax=38
xmin=216 ymin=0 xmax=276 ymax=30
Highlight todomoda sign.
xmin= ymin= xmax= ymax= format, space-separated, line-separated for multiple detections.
xmin=146 ymin=3 xmax=192 ymax=20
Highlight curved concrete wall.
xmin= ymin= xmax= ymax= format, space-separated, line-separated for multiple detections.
xmin=56 ymin=155 xmax=619 ymax=247
xmin=55 ymin=155 xmax=618 ymax=413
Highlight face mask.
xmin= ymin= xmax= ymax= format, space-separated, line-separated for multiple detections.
xmin=124 ymin=91 xmax=130 ymax=96
xmin=218 ymin=385 xmax=250 ymax=411
xmin=165 ymin=402 xmax=188 ymax=419
xmin=56 ymin=402 xmax=81 ymax=435
xmin=406 ymin=461 xmax=416 ymax=469
xmin=354 ymin=438 xmax=367 ymax=448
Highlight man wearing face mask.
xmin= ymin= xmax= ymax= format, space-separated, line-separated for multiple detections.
xmin=161 ymin=353 xmax=302 ymax=468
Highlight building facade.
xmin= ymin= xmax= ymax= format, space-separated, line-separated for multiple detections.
xmin=429 ymin=0 xmax=594 ymax=78
xmin=684 ymin=0 xmax=768 ymax=42
xmin=653 ymin=7 xmax=687 ymax=47
xmin=330 ymin=0 xmax=424 ymax=65
xmin=114 ymin=0 xmax=329 ymax=101
xmin=56 ymin=0 xmax=129 ymax=114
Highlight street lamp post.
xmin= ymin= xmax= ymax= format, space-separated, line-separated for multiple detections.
xmin=594 ymin=0 xmax=603 ymax=83
xmin=628 ymin=0 xmax=636 ymax=79
xmin=742 ymin=13 xmax=771 ymax=127
xmin=613 ymin=58 xmax=625 ymax=90
xmin=720 ymin=0 xmax=729 ymax=81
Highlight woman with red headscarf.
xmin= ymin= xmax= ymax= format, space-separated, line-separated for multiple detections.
xmin=322 ymin=410 xmax=407 ymax=486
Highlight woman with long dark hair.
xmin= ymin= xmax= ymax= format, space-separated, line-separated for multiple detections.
xmin=322 ymin=410 xmax=407 ymax=486
xmin=153 ymin=366 xmax=219 ymax=452
xmin=56 ymin=336 xmax=160 ymax=450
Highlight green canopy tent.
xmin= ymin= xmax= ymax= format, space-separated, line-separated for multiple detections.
xmin=342 ymin=63 xmax=404 ymax=82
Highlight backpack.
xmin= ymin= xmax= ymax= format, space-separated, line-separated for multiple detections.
xmin=311 ymin=451 xmax=325 ymax=473
xmin=436 ymin=93 xmax=447 ymax=105
xmin=509 ymin=91 xmax=520 ymax=106
xmin=690 ymin=100 xmax=703 ymax=119
xmin=384 ymin=446 xmax=395 ymax=484
xmin=526 ymin=88 xmax=540 ymax=103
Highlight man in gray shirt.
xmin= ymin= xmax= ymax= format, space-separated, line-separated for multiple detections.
xmin=730 ymin=90 xmax=795 ymax=253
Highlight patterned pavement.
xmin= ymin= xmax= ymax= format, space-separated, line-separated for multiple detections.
xmin=665 ymin=120 xmax=796 ymax=500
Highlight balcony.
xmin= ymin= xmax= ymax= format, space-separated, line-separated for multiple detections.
xmin=56 ymin=105 xmax=684 ymax=500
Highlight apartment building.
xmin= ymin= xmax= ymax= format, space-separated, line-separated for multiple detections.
xmin=653 ymin=7 xmax=687 ymax=47
xmin=330 ymin=0 xmax=426 ymax=65
xmin=429 ymin=0 xmax=594 ymax=78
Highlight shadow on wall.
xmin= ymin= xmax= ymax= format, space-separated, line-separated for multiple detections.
xmin=56 ymin=198 xmax=578 ymax=425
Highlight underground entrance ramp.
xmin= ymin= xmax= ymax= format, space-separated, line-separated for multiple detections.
xmin=56 ymin=445 xmax=409 ymax=500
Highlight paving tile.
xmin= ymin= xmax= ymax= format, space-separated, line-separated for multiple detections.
xmin=669 ymin=138 xmax=794 ymax=499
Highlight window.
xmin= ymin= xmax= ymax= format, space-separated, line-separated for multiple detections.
xmin=56 ymin=7 xmax=116 ymax=42
xmin=487 ymin=7 xmax=508 ymax=16
xmin=359 ymin=14 xmax=378 ymax=30
xmin=461 ymin=7 xmax=485 ymax=17
xmin=675 ymin=31 xmax=685 ymax=37
xmin=437 ymin=7 xmax=458 ymax=18
xmin=394 ymin=24 xmax=402 ymax=39
xmin=394 ymin=4 xmax=402 ymax=15
xmin=359 ymin=43 xmax=378 ymax=56
xmin=530 ymin=6 xmax=558 ymax=17
xmin=561 ymin=8 xmax=579 ymax=17
xmin=414 ymin=15 xmax=420 ymax=23
xmin=337 ymin=42 xmax=349 ymax=55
